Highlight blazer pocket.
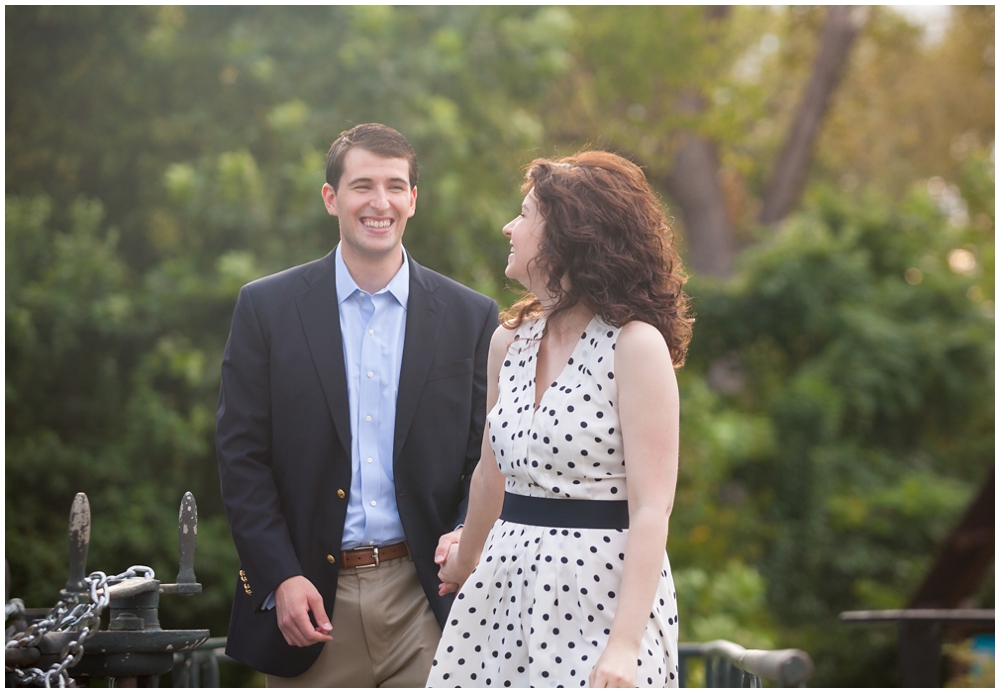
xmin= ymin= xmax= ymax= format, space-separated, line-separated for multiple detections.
xmin=426 ymin=358 xmax=473 ymax=382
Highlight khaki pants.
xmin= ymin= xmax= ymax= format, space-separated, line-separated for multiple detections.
xmin=266 ymin=555 xmax=442 ymax=688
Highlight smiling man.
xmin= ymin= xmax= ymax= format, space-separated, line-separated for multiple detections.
xmin=216 ymin=123 xmax=498 ymax=686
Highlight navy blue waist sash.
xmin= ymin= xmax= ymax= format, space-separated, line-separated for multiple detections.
xmin=500 ymin=492 xmax=629 ymax=530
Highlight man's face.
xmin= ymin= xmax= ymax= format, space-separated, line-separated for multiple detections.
xmin=322 ymin=147 xmax=417 ymax=264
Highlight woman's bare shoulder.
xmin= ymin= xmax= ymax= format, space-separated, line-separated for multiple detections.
xmin=618 ymin=320 xmax=668 ymax=352
xmin=616 ymin=321 xmax=674 ymax=375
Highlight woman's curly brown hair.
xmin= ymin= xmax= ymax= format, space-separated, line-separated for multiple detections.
xmin=502 ymin=151 xmax=694 ymax=367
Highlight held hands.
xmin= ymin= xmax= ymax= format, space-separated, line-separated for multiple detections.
xmin=274 ymin=575 xmax=333 ymax=647
xmin=434 ymin=528 xmax=471 ymax=596
xmin=588 ymin=641 xmax=639 ymax=688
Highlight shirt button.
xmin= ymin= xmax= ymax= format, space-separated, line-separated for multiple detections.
xmin=368 ymin=329 xmax=374 ymax=336
xmin=367 ymin=457 xmax=373 ymax=464
xmin=367 ymin=371 xmax=374 ymax=378
xmin=370 ymin=500 xmax=377 ymax=507
xmin=337 ymin=489 xmax=346 ymax=499
xmin=327 ymin=554 xmax=336 ymax=564
xmin=365 ymin=415 xmax=372 ymax=422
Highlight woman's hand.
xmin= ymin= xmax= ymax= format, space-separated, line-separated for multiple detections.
xmin=434 ymin=529 xmax=463 ymax=595
xmin=588 ymin=641 xmax=638 ymax=688
xmin=436 ymin=541 xmax=477 ymax=594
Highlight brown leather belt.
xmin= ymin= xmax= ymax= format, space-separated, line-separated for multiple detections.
xmin=340 ymin=542 xmax=408 ymax=568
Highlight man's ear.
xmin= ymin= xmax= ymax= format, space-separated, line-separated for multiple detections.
xmin=408 ymin=186 xmax=418 ymax=219
xmin=322 ymin=183 xmax=339 ymax=217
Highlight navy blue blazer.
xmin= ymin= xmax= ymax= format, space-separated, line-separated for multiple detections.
xmin=216 ymin=250 xmax=498 ymax=677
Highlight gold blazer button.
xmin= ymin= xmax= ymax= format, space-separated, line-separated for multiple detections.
xmin=337 ymin=489 xmax=346 ymax=499
xmin=327 ymin=554 xmax=336 ymax=564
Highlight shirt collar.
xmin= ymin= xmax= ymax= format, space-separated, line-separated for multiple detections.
xmin=335 ymin=243 xmax=410 ymax=307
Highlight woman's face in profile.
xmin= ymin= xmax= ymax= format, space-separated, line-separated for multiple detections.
xmin=502 ymin=190 xmax=547 ymax=289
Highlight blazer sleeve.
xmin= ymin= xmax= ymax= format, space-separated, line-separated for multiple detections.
xmin=216 ymin=284 xmax=302 ymax=608
xmin=455 ymin=297 xmax=500 ymax=526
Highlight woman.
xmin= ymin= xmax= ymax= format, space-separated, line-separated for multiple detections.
xmin=427 ymin=151 xmax=693 ymax=688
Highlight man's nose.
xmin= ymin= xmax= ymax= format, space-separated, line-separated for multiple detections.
xmin=370 ymin=189 xmax=390 ymax=211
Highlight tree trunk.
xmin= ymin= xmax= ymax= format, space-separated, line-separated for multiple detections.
xmin=660 ymin=132 xmax=736 ymax=278
xmin=659 ymin=6 xmax=736 ymax=279
xmin=759 ymin=6 xmax=862 ymax=225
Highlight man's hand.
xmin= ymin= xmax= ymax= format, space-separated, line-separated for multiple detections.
xmin=434 ymin=528 xmax=463 ymax=595
xmin=274 ymin=575 xmax=333 ymax=647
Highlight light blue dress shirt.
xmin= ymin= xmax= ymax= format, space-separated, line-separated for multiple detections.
xmin=335 ymin=244 xmax=409 ymax=550
xmin=261 ymin=245 xmax=410 ymax=610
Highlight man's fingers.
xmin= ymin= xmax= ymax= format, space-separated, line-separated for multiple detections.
xmin=306 ymin=591 xmax=333 ymax=633
xmin=438 ymin=581 xmax=459 ymax=596
xmin=280 ymin=607 xmax=332 ymax=646
xmin=277 ymin=607 xmax=309 ymax=646
xmin=275 ymin=576 xmax=333 ymax=646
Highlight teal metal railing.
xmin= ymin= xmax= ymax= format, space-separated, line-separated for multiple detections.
xmin=171 ymin=637 xmax=815 ymax=687
xmin=678 ymin=640 xmax=815 ymax=687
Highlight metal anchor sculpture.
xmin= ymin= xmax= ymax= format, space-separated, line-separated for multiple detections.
xmin=5 ymin=492 xmax=210 ymax=687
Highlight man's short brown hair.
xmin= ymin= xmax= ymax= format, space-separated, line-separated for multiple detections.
xmin=326 ymin=123 xmax=418 ymax=190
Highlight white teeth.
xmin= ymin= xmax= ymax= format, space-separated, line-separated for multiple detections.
xmin=365 ymin=219 xmax=391 ymax=229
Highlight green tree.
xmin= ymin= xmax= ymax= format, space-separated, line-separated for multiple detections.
xmin=550 ymin=6 xmax=864 ymax=276
xmin=819 ymin=6 xmax=995 ymax=199
xmin=5 ymin=5 xmax=571 ymax=661
xmin=672 ymin=156 xmax=993 ymax=684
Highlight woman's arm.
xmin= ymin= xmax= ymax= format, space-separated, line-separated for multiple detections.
xmin=436 ymin=324 xmax=515 ymax=593
xmin=590 ymin=321 xmax=680 ymax=688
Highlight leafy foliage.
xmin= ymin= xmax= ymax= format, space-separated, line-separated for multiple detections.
xmin=5 ymin=6 xmax=994 ymax=688
xmin=6 ymin=2 xmax=567 ymax=654
xmin=672 ymin=168 xmax=994 ymax=684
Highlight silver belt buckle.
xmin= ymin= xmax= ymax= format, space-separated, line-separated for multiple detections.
xmin=358 ymin=545 xmax=379 ymax=569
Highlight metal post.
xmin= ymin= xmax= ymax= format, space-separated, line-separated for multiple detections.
xmin=899 ymin=620 xmax=943 ymax=687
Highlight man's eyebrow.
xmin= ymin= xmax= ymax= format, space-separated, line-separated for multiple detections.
xmin=346 ymin=176 xmax=411 ymax=187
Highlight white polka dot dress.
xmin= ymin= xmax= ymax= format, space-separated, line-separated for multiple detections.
xmin=427 ymin=315 xmax=679 ymax=688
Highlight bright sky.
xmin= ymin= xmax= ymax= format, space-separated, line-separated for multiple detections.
xmin=889 ymin=5 xmax=952 ymax=43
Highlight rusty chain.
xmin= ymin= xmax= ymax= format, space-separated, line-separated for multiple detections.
xmin=5 ymin=566 xmax=155 ymax=688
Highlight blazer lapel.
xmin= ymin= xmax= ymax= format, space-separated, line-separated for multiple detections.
xmin=394 ymin=259 xmax=445 ymax=463
xmin=295 ymin=254 xmax=352 ymax=455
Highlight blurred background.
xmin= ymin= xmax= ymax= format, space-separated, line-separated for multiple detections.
xmin=5 ymin=6 xmax=994 ymax=687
